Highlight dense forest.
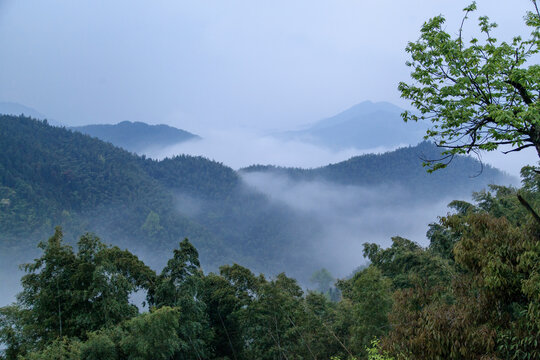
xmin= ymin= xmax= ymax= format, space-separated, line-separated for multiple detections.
xmin=0 ymin=115 xmax=509 ymax=284
xmin=0 ymin=167 xmax=538 ymax=359
xmin=241 ymin=141 xmax=508 ymax=199
xmin=0 ymin=115 xmax=315 ymax=276
xmin=1 ymin=0 xmax=539 ymax=358
xmin=1 ymin=115 xmax=536 ymax=359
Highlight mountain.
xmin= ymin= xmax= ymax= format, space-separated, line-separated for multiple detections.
xmin=0 ymin=115 xmax=513 ymax=289
xmin=241 ymin=141 xmax=513 ymax=199
xmin=0 ymin=116 xmax=222 ymax=255
xmin=72 ymin=121 xmax=200 ymax=153
xmin=0 ymin=115 xmax=314 ymax=278
xmin=0 ymin=101 xmax=62 ymax=126
xmin=278 ymin=101 xmax=429 ymax=149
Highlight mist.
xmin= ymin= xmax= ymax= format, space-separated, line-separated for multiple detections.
xmin=143 ymin=128 xmax=402 ymax=170
xmin=240 ymin=171 xmax=454 ymax=278
xmin=0 ymin=245 xmax=42 ymax=307
xmin=476 ymin=146 xmax=539 ymax=179
xmin=0 ymin=137 xmax=518 ymax=308
xmin=0 ymin=268 xmax=23 ymax=306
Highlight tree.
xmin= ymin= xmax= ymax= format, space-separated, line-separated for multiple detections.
xmin=141 ymin=210 xmax=163 ymax=239
xmin=117 ymin=307 xmax=183 ymax=360
xmin=17 ymin=227 xmax=78 ymax=346
xmin=379 ymin=179 xmax=540 ymax=359
xmin=338 ymin=266 xmax=393 ymax=358
xmin=0 ymin=305 xmax=30 ymax=360
xmin=199 ymin=272 xmax=245 ymax=360
xmin=148 ymin=239 xmax=212 ymax=360
xmin=399 ymin=1 xmax=540 ymax=171
xmin=239 ymin=273 xmax=308 ymax=360
xmin=23 ymin=337 xmax=82 ymax=360
xmin=362 ymin=236 xmax=453 ymax=290
xmin=1 ymin=228 xmax=155 ymax=357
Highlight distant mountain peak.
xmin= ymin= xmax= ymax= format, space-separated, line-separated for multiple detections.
xmin=71 ymin=121 xmax=200 ymax=154
xmin=277 ymin=100 xmax=427 ymax=150
xmin=341 ymin=100 xmax=404 ymax=114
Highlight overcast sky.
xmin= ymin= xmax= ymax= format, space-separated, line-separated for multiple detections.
xmin=0 ymin=0 xmax=534 ymax=132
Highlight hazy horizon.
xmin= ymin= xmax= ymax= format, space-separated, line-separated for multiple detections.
xmin=0 ymin=2 xmax=538 ymax=354
xmin=0 ymin=1 xmax=534 ymax=130
xmin=2 ymin=1 xmax=537 ymax=177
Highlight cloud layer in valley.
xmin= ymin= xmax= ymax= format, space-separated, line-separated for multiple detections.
xmin=144 ymin=128 xmax=404 ymax=170
xmin=241 ymin=171 xmax=455 ymax=278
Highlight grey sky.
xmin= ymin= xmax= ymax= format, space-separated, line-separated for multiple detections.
xmin=0 ymin=1 xmax=533 ymax=132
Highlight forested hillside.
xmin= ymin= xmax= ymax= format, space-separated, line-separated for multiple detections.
xmin=242 ymin=141 xmax=510 ymax=199
xmin=0 ymin=115 xmax=319 ymax=278
xmin=0 ymin=116 xmax=512 ymax=285
xmin=1 ymin=169 xmax=538 ymax=359
xmin=1 ymin=0 xmax=538 ymax=358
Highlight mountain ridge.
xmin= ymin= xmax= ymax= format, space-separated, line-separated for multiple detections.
xmin=241 ymin=141 xmax=514 ymax=199
xmin=71 ymin=121 xmax=200 ymax=154
xmin=0 ymin=115 xmax=514 ymax=285
xmin=277 ymin=100 xmax=428 ymax=150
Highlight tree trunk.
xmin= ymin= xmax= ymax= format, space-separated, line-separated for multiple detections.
xmin=530 ymin=124 xmax=540 ymax=159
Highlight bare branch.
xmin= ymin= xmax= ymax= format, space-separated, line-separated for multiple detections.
xmin=502 ymin=143 xmax=535 ymax=153
xmin=533 ymin=0 xmax=540 ymax=18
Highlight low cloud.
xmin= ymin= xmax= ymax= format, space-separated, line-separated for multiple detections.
xmin=143 ymin=130 xmax=485 ymax=279
xmin=477 ymin=145 xmax=538 ymax=178
xmin=241 ymin=171 xmax=455 ymax=278
xmin=143 ymin=128 xmax=402 ymax=170
xmin=0 ymin=268 xmax=23 ymax=306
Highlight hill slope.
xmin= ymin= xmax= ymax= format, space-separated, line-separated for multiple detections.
xmin=72 ymin=121 xmax=200 ymax=153
xmin=0 ymin=116 xmax=223 ymax=259
xmin=0 ymin=116 xmax=514 ymax=287
xmin=0 ymin=115 xmax=314 ymax=277
xmin=242 ymin=141 xmax=512 ymax=199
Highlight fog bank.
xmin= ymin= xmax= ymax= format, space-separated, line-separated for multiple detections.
xmin=241 ymin=172 xmax=455 ymax=277
xmin=143 ymin=128 xmax=402 ymax=170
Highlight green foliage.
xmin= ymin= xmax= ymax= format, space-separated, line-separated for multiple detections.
xmin=0 ymin=305 xmax=30 ymax=360
xmin=381 ymin=175 xmax=540 ymax=359
xmin=22 ymin=337 xmax=82 ymax=360
xmin=426 ymin=222 xmax=460 ymax=261
xmin=399 ymin=2 xmax=540 ymax=169
xmin=338 ymin=266 xmax=392 ymax=357
xmin=0 ymin=228 xmax=155 ymax=357
xmin=148 ymin=239 xmax=212 ymax=360
xmin=117 ymin=307 xmax=183 ymax=360
xmin=362 ymin=236 xmax=453 ymax=290
xmin=80 ymin=331 xmax=117 ymax=360
xmin=78 ymin=307 xmax=184 ymax=360
xmin=366 ymin=339 xmax=394 ymax=360
xmin=1 ymin=144 xmax=538 ymax=360
xmin=141 ymin=210 xmax=164 ymax=238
